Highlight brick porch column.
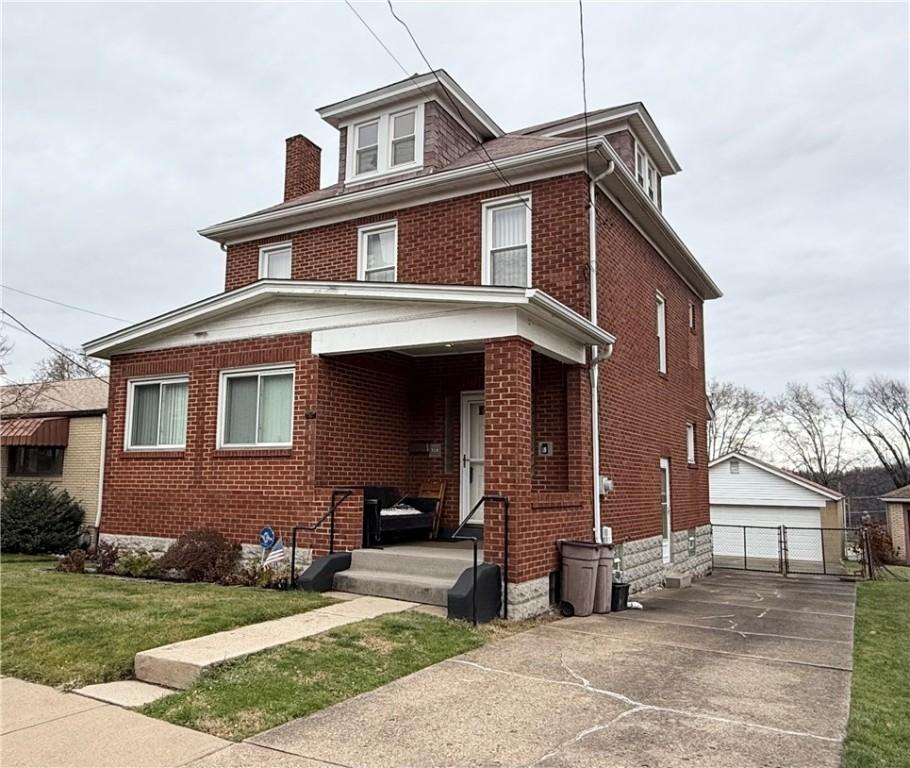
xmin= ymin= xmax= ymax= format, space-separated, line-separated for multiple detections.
xmin=483 ymin=337 xmax=533 ymax=585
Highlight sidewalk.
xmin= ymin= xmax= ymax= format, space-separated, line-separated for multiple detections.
xmin=0 ymin=678 xmax=330 ymax=768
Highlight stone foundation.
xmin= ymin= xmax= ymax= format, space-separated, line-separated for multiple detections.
xmin=506 ymin=575 xmax=551 ymax=620
xmin=99 ymin=533 xmax=310 ymax=568
xmin=615 ymin=524 xmax=712 ymax=594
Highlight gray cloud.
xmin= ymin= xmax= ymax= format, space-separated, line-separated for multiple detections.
xmin=2 ymin=1 xmax=907 ymax=395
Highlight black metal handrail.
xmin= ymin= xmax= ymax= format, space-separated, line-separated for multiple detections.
xmin=449 ymin=494 xmax=510 ymax=625
xmin=289 ymin=488 xmax=353 ymax=586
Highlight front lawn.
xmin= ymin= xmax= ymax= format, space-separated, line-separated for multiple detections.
xmin=0 ymin=555 xmax=332 ymax=689
xmin=844 ymin=566 xmax=910 ymax=768
xmin=142 ymin=611 xmax=486 ymax=740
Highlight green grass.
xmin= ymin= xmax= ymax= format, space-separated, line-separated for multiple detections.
xmin=0 ymin=555 xmax=332 ymax=689
xmin=844 ymin=565 xmax=910 ymax=768
xmin=142 ymin=611 xmax=486 ymax=740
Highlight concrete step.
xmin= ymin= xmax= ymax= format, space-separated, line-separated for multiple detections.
xmin=350 ymin=546 xmax=476 ymax=582
xmin=333 ymin=569 xmax=457 ymax=606
xmin=75 ymin=680 xmax=175 ymax=708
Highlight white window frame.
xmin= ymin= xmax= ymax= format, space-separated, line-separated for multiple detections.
xmin=389 ymin=107 xmax=418 ymax=169
xmin=686 ymin=423 xmax=695 ymax=465
xmin=125 ymin=375 xmax=189 ymax=451
xmin=345 ymin=102 xmax=424 ymax=182
xmin=656 ymin=292 xmax=667 ymax=374
xmin=660 ymin=457 xmax=672 ymax=564
xmin=357 ymin=221 xmax=398 ymax=282
xmin=481 ymin=192 xmax=532 ymax=287
xmin=688 ymin=300 xmax=696 ymax=331
xmin=258 ymin=242 xmax=292 ymax=280
xmin=217 ymin=364 xmax=295 ymax=449
xmin=634 ymin=139 xmax=659 ymax=204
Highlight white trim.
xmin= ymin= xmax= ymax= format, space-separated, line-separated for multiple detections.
xmin=124 ymin=375 xmax=189 ymax=451
xmin=344 ymin=102 xmax=425 ymax=184
xmin=460 ymin=390 xmax=485 ymax=524
xmin=94 ymin=412 xmax=106 ymax=529
xmin=686 ymin=422 xmax=695 ymax=465
xmin=709 ymin=452 xmax=844 ymax=501
xmin=481 ymin=192 xmax=532 ymax=287
xmin=258 ymin=242 xmax=292 ymax=280
xmin=634 ymin=139 xmax=660 ymax=206
xmin=216 ymin=364 xmax=295 ymax=450
xmin=660 ymin=457 xmax=672 ymax=564
xmin=83 ymin=281 xmax=615 ymax=359
xmin=656 ymin=292 xmax=667 ymax=374
xmin=356 ymin=221 xmax=398 ymax=282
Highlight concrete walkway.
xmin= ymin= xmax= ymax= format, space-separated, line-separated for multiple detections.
xmin=247 ymin=570 xmax=856 ymax=767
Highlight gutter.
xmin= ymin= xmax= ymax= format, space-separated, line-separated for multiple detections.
xmin=588 ymin=162 xmax=615 ymax=544
xmin=94 ymin=413 xmax=107 ymax=531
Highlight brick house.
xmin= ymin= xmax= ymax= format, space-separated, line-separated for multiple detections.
xmin=1 ymin=377 xmax=109 ymax=531
xmin=85 ymin=71 xmax=721 ymax=617
xmin=879 ymin=485 xmax=910 ymax=563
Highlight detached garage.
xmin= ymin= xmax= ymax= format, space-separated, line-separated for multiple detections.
xmin=709 ymin=453 xmax=845 ymax=571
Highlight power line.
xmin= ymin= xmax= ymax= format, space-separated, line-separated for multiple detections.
xmin=1 ymin=284 xmax=132 ymax=323
xmin=0 ymin=308 xmax=108 ymax=382
xmin=384 ymin=0 xmax=532 ymax=213
xmin=578 ymin=0 xmax=591 ymax=180
xmin=343 ymin=0 xmax=410 ymax=75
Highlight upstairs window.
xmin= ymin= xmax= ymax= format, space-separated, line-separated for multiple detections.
xmin=688 ymin=300 xmax=696 ymax=331
xmin=635 ymin=141 xmax=659 ymax=204
xmin=656 ymin=293 xmax=667 ymax=374
xmin=219 ymin=366 xmax=294 ymax=448
xmin=730 ymin=458 xmax=740 ymax=474
xmin=354 ymin=120 xmax=379 ymax=175
xmin=127 ymin=377 xmax=189 ymax=449
xmin=259 ymin=243 xmax=292 ymax=279
xmin=482 ymin=194 xmax=532 ymax=288
xmin=347 ymin=104 xmax=424 ymax=181
xmin=686 ymin=423 xmax=695 ymax=464
xmin=358 ymin=222 xmax=397 ymax=282
xmin=390 ymin=109 xmax=416 ymax=167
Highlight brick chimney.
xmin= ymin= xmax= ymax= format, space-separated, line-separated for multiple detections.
xmin=284 ymin=134 xmax=321 ymax=201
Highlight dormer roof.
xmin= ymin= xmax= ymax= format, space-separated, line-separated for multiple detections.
xmin=317 ymin=69 xmax=503 ymax=142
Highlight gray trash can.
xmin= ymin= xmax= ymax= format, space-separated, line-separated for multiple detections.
xmin=593 ymin=543 xmax=615 ymax=614
xmin=557 ymin=540 xmax=600 ymax=617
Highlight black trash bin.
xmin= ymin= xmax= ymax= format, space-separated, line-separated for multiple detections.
xmin=610 ymin=581 xmax=630 ymax=612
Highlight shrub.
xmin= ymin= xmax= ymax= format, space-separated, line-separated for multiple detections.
xmin=115 ymin=549 xmax=161 ymax=579
xmin=158 ymin=528 xmax=241 ymax=583
xmin=93 ymin=541 xmax=120 ymax=574
xmin=231 ymin=559 xmax=292 ymax=589
xmin=864 ymin=521 xmax=899 ymax=565
xmin=1 ymin=481 xmax=86 ymax=554
xmin=56 ymin=548 xmax=87 ymax=573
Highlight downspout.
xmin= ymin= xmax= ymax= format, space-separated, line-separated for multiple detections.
xmin=588 ymin=161 xmax=614 ymax=543
xmin=94 ymin=413 xmax=107 ymax=533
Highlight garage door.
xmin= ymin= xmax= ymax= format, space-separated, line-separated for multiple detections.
xmin=711 ymin=505 xmax=823 ymax=562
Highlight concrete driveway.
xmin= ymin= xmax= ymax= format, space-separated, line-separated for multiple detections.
xmin=239 ymin=570 xmax=856 ymax=768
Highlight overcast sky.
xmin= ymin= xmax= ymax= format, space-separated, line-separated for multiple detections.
xmin=2 ymin=1 xmax=908 ymax=394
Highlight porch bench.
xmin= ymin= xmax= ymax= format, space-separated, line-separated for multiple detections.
xmin=363 ymin=485 xmax=437 ymax=547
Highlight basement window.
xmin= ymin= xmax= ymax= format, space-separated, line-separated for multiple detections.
xmin=219 ymin=366 xmax=294 ymax=448
xmin=126 ymin=377 xmax=189 ymax=449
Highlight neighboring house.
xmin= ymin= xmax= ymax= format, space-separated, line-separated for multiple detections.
xmin=879 ymin=485 xmax=910 ymax=563
xmin=709 ymin=452 xmax=845 ymax=566
xmin=84 ymin=71 xmax=721 ymax=617
xmin=1 ymin=377 xmax=109 ymax=531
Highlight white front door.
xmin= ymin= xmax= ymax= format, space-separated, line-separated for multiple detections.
xmin=460 ymin=391 xmax=485 ymax=524
xmin=660 ymin=457 xmax=672 ymax=563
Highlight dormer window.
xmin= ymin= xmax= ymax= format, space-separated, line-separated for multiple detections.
xmin=634 ymin=141 xmax=659 ymax=204
xmin=346 ymin=104 xmax=424 ymax=182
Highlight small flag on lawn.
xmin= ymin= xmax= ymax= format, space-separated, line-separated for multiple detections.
xmin=262 ymin=538 xmax=287 ymax=569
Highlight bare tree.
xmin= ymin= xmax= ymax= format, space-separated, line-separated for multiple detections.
xmin=32 ymin=347 xmax=106 ymax=382
xmin=770 ymin=382 xmax=851 ymax=489
xmin=707 ymin=379 xmax=771 ymax=460
xmin=826 ymin=371 xmax=910 ymax=489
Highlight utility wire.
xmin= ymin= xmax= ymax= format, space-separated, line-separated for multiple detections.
xmin=1 ymin=284 xmax=132 ymax=323
xmin=578 ymin=0 xmax=591 ymax=180
xmin=384 ymin=0 xmax=532 ymax=213
xmin=0 ymin=309 xmax=108 ymax=382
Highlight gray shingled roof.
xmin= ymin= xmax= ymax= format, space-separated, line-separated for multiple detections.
xmin=1 ymin=377 xmax=109 ymax=416
xmin=881 ymin=484 xmax=910 ymax=501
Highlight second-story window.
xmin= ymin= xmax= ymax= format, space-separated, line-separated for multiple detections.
xmin=482 ymin=194 xmax=532 ymax=288
xmin=686 ymin=422 xmax=696 ymax=464
xmin=358 ymin=222 xmax=397 ymax=282
xmin=390 ymin=109 xmax=416 ymax=167
xmin=354 ymin=120 xmax=379 ymax=175
xmin=259 ymin=243 xmax=292 ymax=280
xmin=656 ymin=292 xmax=667 ymax=374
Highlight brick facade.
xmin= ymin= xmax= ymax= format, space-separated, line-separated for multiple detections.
xmin=284 ymin=135 xmax=321 ymax=202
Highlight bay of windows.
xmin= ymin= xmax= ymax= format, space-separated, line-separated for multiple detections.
xmin=349 ymin=105 xmax=422 ymax=180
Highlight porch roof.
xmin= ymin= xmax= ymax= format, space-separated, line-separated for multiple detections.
xmin=83 ymin=281 xmax=615 ymax=366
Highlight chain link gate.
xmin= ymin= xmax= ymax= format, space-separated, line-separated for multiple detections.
xmin=712 ymin=524 xmax=867 ymax=577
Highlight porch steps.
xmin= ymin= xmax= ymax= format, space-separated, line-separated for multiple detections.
xmin=332 ymin=542 xmax=480 ymax=607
